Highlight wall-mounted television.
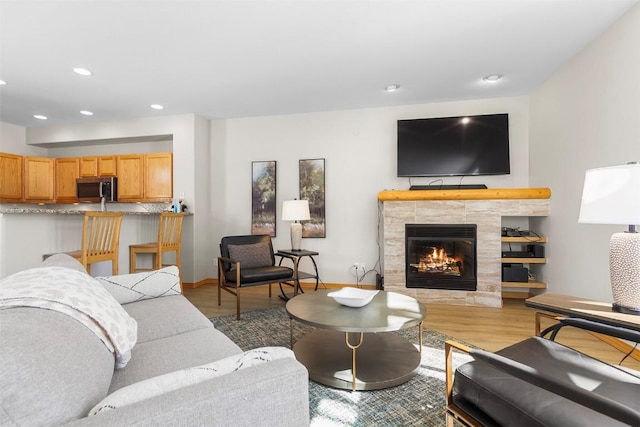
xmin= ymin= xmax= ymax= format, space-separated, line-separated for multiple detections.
xmin=397 ymin=113 xmax=510 ymax=177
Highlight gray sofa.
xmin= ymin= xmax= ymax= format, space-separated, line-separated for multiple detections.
xmin=1 ymin=255 xmax=309 ymax=426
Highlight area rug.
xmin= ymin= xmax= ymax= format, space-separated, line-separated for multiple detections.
xmin=211 ymin=306 xmax=473 ymax=426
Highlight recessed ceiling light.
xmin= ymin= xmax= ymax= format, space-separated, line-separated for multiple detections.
xmin=34 ymin=115 xmax=47 ymax=120
xmin=73 ymin=68 xmax=92 ymax=76
xmin=150 ymin=104 xmax=164 ymax=110
xmin=80 ymin=110 xmax=93 ymax=116
xmin=0 ymin=80 xmax=6 ymax=85
xmin=385 ymin=84 xmax=400 ymax=92
xmin=482 ymin=74 xmax=503 ymax=83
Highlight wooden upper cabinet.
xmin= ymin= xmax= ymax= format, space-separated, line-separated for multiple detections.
xmin=0 ymin=152 xmax=23 ymax=202
xmin=116 ymin=154 xmax=144 ymax=200
xmin=98 ymin=156 xmax=117 ymax=176
xmin=80 ymin=155 xmax=117 ymax=177
xmin=55 ymin=157 xmax=80 ymax=202
xmin=80 ymin=157 xmax=98 ymax=177
xmin=24 ymin=156 xmax=55 ymax=202
xmin=144 ymin=152 xmax=173 ymax=201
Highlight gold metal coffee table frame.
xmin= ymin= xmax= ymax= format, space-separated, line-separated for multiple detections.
xmin=286 ymin=289 xmax=426 ymax=391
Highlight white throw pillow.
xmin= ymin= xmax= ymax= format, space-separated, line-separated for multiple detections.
xmin=95 ymin=266 xmax=181 ymax=304
xmin=89 ymin=347 xmax=295 ymax=416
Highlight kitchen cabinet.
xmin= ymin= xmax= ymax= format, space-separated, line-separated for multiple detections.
xmin=80 ymin=156 xmax=117 ymax=177
xmin=144 ymin=152 xmax=173 ymax=201
xmin=80 ymin=157 xmax=98 ymax=177
xmin=24 ymin=156 xmax=55 ymax=203
xmin=2 ymin=151 xmax=172 ymax=204
xmin=55 ymin=157 xmax=80 ymax=202
xmin=116 ymin=154 xmax=144 ymax=200
xmin=0 ymin=152 xmax=23 ymax=202
xmin=97 ymin=156 xmax=117 ymax=176
xmin=117 ymin=152 xmax=173 ymax=202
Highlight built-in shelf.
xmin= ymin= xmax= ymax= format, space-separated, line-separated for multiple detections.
xmin=501 ymin=235 xmax=547 ymax=299
xmin=501 ymin=236 xmax=547 ymax=243
xmin=502 ymin=291 xmax=534 ymax=300
xmin=501 ymin=257 xmax=547 ymax=264
xmin=502 ymin=281 xmax=547 ymax=289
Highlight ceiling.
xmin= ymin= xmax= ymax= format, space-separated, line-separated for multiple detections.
xmin=0 ymin=0 xmax=637 ymax=128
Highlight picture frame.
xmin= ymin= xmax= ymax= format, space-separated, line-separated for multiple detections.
xmin=299 ymin=158 xmax=325 ymax=238
xmin=251 ymin=161 xmax=277 ymax=236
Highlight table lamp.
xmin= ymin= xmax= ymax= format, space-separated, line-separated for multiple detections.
xmin=578 ymin=162 xmax=640 ymax=314
xmin=282 ymin=199 xmax=310 ymax=251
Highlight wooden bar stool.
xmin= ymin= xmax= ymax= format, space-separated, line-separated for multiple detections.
xmin=64 ymin=211 xmax=124 ymax=275
xmin=129 ymin=212 xmax=184 ymax=278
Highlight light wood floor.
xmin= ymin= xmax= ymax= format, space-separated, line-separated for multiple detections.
xmin=184 ymin=283 xmax=640 ymax=370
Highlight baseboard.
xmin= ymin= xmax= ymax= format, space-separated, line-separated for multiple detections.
xmin=298 ymin=281 xmax=376 ymax=290
xmin=182 ymin=278 xmax=218 ymax=289
xmin=182 ymin=278 xmax=375 ymax=290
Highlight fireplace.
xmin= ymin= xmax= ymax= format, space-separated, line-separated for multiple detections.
xmin=405 ymin=224 xmax=477 ymax=291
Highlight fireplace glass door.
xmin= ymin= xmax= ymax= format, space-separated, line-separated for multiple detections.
xmin=405 ymin=224 xmax=477 ymax=291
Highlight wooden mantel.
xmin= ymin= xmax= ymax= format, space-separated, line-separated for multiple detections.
xmin=378 ymin=187 xmax=551 ymax=202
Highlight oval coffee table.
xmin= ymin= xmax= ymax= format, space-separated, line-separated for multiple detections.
xmin=286 ymin=289 xmax=426 ymax=391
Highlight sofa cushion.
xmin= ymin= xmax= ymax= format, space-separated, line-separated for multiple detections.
xmin=225 ymin=265 xmax=294 ymax=284
xmin=0 ymin=308 xmax=114 ymax=426
xmin=95 ymin=266 xmax=181 ymax=304
xmin=453 ymin=336 xmax=640 ymax=427
xmin=109 ymin=327 xmax=242 ymax=393
xmin=228 ymin=242 xmax=272 ymax=268
xmin=90 ymin=347 xmax=295 ymax=416
xmin=123 ymin=295 xmax=213 ymax=344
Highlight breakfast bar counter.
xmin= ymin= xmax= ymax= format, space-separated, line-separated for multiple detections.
xmin=0 ymin=206 xmax=192 ymax=279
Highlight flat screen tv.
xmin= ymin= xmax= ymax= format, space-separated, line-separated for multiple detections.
xmin=397 ymin=113 xmax=510 ymax=177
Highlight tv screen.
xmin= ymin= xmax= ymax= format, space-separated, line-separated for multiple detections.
xmin=397 ymin=113 xmax=510 ymax=177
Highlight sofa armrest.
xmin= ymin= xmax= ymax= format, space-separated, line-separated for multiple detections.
xmin=66 ymin=358 xmax=309 ymax=427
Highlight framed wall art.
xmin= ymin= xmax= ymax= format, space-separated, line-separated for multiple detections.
xmin=251 ymin=161 xmax=277 ymax=236
xmin=299 ymin=158 xmax=325 ymax=238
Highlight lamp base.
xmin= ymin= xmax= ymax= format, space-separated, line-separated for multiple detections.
xmin=609 ymin=232 xmax=640 ymax=315
xmin=290 ymin=222 xmax=303 ymax=251
xmin=612 ymin=303 xmax=640 ymax=316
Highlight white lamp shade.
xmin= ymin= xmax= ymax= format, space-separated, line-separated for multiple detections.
xmin=282 ymin=200 xmax=311 ymax=221
xmin=578 ymin=163 xmax=640 ymax=225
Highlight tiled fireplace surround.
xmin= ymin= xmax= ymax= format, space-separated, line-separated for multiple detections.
xmin=379 ymin=188 xmax=551 ymax=307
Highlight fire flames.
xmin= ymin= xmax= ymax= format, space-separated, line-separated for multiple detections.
xmin=414 ymin=247 xmax=461 ymax=275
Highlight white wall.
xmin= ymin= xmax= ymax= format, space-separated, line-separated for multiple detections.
xmin=0 ymin=122 xmax=44 ymax=155
xmin=218 ymin=96 xmax=530 ymax=285
xmin=529 ymin=3 xmax=640 ymax=300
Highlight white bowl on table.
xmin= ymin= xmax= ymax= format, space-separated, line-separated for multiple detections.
xmin=327 ymin=287 xmax=379 ymax=308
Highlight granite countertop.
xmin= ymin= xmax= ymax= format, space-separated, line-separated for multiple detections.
xmin=0 ymin=207 xmax=192 ymax=216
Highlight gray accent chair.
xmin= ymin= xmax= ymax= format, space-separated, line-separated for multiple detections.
xmin=445 ymin=318 xmax=640 ymax=426
xmin=218 ymin=234 xmax=296 ymax=320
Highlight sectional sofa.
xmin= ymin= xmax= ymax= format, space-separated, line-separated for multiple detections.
xmin=0 ymin=254 xmax=309 ymax=426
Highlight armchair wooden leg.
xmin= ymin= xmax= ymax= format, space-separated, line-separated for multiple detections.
xmin=236 ymin=286 xmax=241 ymax=321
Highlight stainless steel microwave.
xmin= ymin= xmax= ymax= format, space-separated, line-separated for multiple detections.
xmin=76 ymin=177 xmax=118 ymax=202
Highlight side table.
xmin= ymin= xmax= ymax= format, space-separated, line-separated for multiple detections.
xmin=275 ymin=249 xmax=319 ymax=300
xmin=526 ymin=292 xmax=640 ymax=362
